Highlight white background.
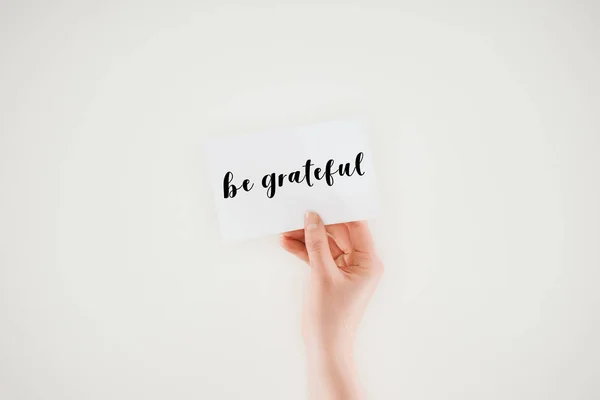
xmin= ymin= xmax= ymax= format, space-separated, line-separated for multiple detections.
xmin=1 ymin=1 xmax=599 ymax=399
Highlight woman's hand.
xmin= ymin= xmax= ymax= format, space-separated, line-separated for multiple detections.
xmin=281 ymin=211 xmax=383 ymax=399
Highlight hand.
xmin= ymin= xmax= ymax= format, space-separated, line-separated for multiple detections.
xmin=280 ymin=212 xmax=383 ymax=399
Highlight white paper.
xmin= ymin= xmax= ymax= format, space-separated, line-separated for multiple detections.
xmin=204 ymin=118 xmax=380 ymax=241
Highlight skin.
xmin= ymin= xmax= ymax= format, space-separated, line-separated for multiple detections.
xmin=280 ymin=211 xmax=383 ymax=400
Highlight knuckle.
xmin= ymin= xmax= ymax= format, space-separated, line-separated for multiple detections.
xmin=359 ymin=254 xmax=383 ymax=277
xmin=355 ymin=252 xmax=376 ymax=266
xmin=306 ymin=238 xmax=325 ymax=253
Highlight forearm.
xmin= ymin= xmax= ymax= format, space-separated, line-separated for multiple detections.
xmin=306 ymin=339 xmax=363 ymax=400
xmin=282 ymin=214 xmax=380 ymax=399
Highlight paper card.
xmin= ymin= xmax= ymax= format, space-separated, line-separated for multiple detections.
xmin=204 ymin=118 xmax=380 ymax=241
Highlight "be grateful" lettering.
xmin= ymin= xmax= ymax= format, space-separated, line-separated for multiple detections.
xmin=223 ymin=152 xmax=366 ymax=199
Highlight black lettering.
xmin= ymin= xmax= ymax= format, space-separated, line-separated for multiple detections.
xmin=314 ymin=167 xmax=323 ymax=180
xmin=223 ymin=172 xmax=237 ymax=198
xmin=262 ymin=173 xmax=276 ymax=198
xmin=223 ymin=172 xmax=254 ymax=199
xmin=278 ymin=173 xmax=287 ymax=187
xmin=304 ymin=160 xmax=314 ymax=187
xmin=338 ymin=162 xmax=352 ymax=176
xmin=288 ymin=171 xmax=303 ymax=183
xmin=242 ymin=179 xmax=254 ymax=191
xmin=324 ymin=159 xmax=336 ymax=185
xmin=355 ymin=152 xmax=365 ymax=176
xmin=230 ymin=152 xmax=366 ymax=199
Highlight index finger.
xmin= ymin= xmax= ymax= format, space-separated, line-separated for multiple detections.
xmin=282 ymin=229 xmax=305 ymax=241
xmin=346 ymin=220 xmax=375 ymax=252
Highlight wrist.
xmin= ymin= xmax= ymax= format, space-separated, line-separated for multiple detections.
xmin=304 ymin=330 xmax=355 ymax=360
xmin=304 ymin=333 xmax=362 ymax=400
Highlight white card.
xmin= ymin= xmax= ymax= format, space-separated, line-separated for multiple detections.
xmin=204 ymin=118 xmax=380 ymax=241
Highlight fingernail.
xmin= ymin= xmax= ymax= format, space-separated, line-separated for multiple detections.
xmin=305 ymin=211 xmax=320 ymax=230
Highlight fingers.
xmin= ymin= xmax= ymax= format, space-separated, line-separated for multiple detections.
xmin=325 ymin=233 xmax=345 ymax=261
xmin=281 ymin=229 xmax=304 ymax=241
xmin=304 ymin=212 xmax=336 ymax=272
xmin=280 ymin=235 xmax=309 ymax=263
xmin=282 ymin=216 xmax=374 ymax=273
xmin=283 ymin=227 xmax=345 ymax=262
xmin=346 ymin=220 xmax=375 ymax=253
xmin=326 ymin=223 xmax=352 ymax=254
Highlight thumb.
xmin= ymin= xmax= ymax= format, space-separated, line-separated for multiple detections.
xmin=304 ymin=212 xmax=334 ymax=270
